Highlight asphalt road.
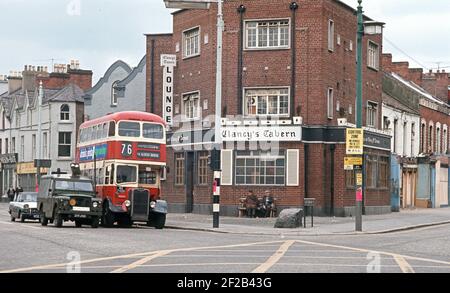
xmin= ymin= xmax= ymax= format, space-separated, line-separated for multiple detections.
xmin=0 ymin=203 xmax=449 ymax=273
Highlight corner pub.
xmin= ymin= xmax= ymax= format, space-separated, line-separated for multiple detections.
xmin=146 ymin=0 xmax=391 ymax=217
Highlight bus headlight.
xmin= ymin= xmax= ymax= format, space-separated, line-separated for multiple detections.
xmin=124 ymin=200 xmax=131 ymax=207
xmin=150 ymin=201 xmax=156 ymax=209
xmin=92 ymin=202 xmax=99 ymax=208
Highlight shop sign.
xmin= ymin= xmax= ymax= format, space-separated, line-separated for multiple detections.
xmin=0 ymin=153 xmax=18 ymax=165
xmin=221 ymin=126 xmax=302 ymax=142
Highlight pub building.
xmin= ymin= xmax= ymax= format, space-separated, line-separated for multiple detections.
xmin=147 ymin=0 xmax=391 ymax=216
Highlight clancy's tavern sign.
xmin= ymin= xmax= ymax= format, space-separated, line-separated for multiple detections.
xmin=221 ymin=126 xmax=302 ymax=142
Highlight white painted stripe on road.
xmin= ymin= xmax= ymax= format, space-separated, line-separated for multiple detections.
xmin=0 ymin=221 xmax=41 ymax=230
xmin=252 ymin=240 xmax=295 ymax=273
xmin=109 ymin=240 xmax=285 ymax=274
xmin=394 ymin=255 xmax=415 ymax=273
xmin=296 ymin=240 xmax=450 ymax=267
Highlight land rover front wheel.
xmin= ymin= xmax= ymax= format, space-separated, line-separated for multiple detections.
xmin=55 ymin=213 xmax=63 ymax=228
xmin=91 ymin=217 xmax=100 ymax=228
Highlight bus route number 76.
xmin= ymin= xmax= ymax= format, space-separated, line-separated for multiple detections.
xmin=121 ymin=143 xmax=133 ymax=157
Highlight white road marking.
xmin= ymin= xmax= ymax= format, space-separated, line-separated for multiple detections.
xmin=109 ymin=240 xmax=285 ymax=274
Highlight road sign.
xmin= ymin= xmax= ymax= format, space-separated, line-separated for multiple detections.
xmin=346 ymin=128 xmax=364 ymax=155
xmin=344 ymin=156 xmax=363 ymax=167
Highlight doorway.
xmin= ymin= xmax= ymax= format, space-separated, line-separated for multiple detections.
xmin=185 ymin=152 xmax=195 ymax=213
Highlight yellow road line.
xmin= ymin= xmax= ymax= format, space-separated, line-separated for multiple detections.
xmin=393 ymin=255 xmax=415 ymax=273
xmin=252 ymin=240 xmax=295 ymax=273
xmin=110 ymin=250 xmax=172 ymax=273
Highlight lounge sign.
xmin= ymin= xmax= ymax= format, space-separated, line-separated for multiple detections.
xmin=161 ymin=54 xmax=177 ymax=127
xmin=221 ymin=126 xmax=302 ymax=142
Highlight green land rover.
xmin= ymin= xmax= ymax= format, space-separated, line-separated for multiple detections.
xmin=37 ymin=173 xmax=103 ymax=228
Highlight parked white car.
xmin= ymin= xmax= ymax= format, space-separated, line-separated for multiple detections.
xmin=9 ymin=192 xmax=40 ymax=222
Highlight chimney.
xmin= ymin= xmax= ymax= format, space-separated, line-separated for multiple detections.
xmin=7 ymin=71 xmax=23 ymax=93
xmin=21 ymin=65 xmax=40 ymax=92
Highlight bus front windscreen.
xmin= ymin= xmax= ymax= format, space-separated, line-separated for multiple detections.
xmin=116 ymin=165 xmax=138 ymax=184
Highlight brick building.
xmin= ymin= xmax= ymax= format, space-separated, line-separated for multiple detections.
xmin=146 ymin=0 xmax=391 ymax=216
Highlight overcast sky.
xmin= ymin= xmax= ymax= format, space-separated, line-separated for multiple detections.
xmin=0 ymin=0 xmax=449 ymax=83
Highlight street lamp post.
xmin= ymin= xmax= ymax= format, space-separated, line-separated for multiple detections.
xmin=36 ymin=81 xmax=43 ymax=190
xmin=355 ymin=0 xmax=384 ymax=232
xmin=164 ymin=0 xmax=223 ymax=228
xmin=355 ymin=0 xmax=364 ymax=232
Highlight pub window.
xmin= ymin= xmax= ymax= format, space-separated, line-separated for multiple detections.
xmin=245 ymin=20 xmax=290 ymax=50
xmin=235 ymin=150 xmax=286 ymax=186
xmin=328 ymin=19 xmax=334 ymax=52
xmin=183 ymin=27 xmax=200 ymax=58
xmin=366 ymin=155 xmax=377 ymax=188
xmin=183 ymin=92 xmax=200 ymax=120
xmin=327 ymin=88 xmax=334 ymax=119
xmin=198 ymin=152 xmax=209 ymax=185
xmin=175 ymin=153 xmax=185 ymax=185
xmin=244 ymin=88 xmax=289 ymax=116
xmin=345 ymin=170 xmax=356 ymax=188
xmin=378 ymin=156 xmax=389 ymax=188
xmin=367 ymin=41 xmax=380 ymax=70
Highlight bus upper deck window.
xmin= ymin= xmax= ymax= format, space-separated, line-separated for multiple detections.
xmin=119 ymin=122 xmax=140 ymax=137
xmin=143 ymin=123 xmax=164 ymax=139
xmin=108 ymin=121 xmax=116 ymax=137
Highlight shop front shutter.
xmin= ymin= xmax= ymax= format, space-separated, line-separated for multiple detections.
xmin=221 ymin=149 xmax=233 ymax=185
xmin=286 ymin=149 xmax=299 ymax=186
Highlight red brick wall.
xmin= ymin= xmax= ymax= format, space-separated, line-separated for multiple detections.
xmin=146 ymin=34 xmax=174 ymax=115
xmin=422 ymin=71 xmax=449 ymax=103
xmin=37 ymin=70 xmax=92 ymax=91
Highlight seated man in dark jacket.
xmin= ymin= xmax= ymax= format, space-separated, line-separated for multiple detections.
xmin=245 ymin=190 xmax=259 ymax=218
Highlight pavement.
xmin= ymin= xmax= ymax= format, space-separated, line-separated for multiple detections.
xmin=165 ymin=207 xmax=450 ymax=236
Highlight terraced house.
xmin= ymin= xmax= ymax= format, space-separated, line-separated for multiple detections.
xmin=0 ymin=62 xmax=91 ymax=195
xmin=147 ymin=0 xmax=391 ymax=217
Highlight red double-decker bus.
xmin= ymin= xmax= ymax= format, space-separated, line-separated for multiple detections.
xmin=76 ymin=111 xmax=167 ymax=229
